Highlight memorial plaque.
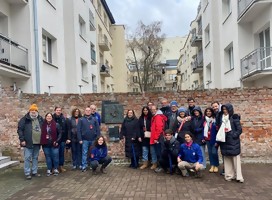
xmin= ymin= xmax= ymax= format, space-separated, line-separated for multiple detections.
xmin=108 ymin=125 xmax=120 ymax=142
xmin=102 ymin=101 xmax=124 ymax=124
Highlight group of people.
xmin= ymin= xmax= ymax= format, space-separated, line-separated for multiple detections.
xmin=17 ymin=104 xmax=111 ymax=180
xmin=17 ymin=97 xmax=244 ymax=183
xmin=120 ymin=98 xmax=244 ymax=183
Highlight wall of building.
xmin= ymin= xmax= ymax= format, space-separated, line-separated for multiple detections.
xmin=0 ymin=85 xmax=272 ymax=163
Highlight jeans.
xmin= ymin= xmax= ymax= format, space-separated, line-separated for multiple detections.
xmin=150 ymin=143 xmax=161 ymax=164
xmin=200 ymin=145 xmax=207 ymax=169
xmin=90 ymin=156 xmax=112 ymax=170
xmin=71 ymin=141 xmax=82 ymax=167
xmin=43 ymin=146 xmax=59 ymax=170
xmin=59 ymin=142 xmax=65 ymax=166
xmin=82 ymin=140 xmax=93 ymax=169
xmin=24 ymin=145 xmax=40 ymax=176
xmin=142 ymin=146 xmax=149 ymax=162
xmin=206 ymin=141 xmax=219 ymax=167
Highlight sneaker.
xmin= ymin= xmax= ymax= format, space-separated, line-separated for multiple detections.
xmin=25 ymin=175 xmax=32 ymax=180
xmin=237 ymin=179 xmax=244 ymax=183
xmin=82 ymin=168 xmax=86 ymax=172
xmin=46 ymin=170 xmax=52 ymax=177
xmin=154 ymin=167 xmax=163 ymax=173
xmin=53 ymin=169 xmax=59 ymax=176
xmin=100 ymin=167 xmax=107 ymax=174
xmin=32 ymin=173 xmax=41 ymax=177
xmin=182 ymin=172 xmax=189 ymax=177
xmin=79 ymin=165 xmax=82 ymax=170
xmin=72 ymin=165 xmax=77 ymax=170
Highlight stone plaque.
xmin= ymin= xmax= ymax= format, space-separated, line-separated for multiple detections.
xmin=108 ymin=125 xmax=120 ymax=142
xmin=102 ymin=101 xmax=124 ymax=124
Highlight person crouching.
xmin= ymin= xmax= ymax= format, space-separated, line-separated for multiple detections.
xmin=177 ymin=132 xmax=204 ymax=178
xmin=89 ymin=136 xmax=112 ymax=175
xmin=156 ymin=129 xmax=180 ymax=174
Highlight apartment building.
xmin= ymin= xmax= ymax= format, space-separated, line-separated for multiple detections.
xmin=177 ymin=4 xmax=204 ymax=91
xmin=0 ymin=0 xmax=127 ymax=94
xmin=127 ymin=36 xmax=186 ymax=92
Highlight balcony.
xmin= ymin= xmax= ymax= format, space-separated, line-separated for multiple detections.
xmin=0 ymin=34 xmax=30 ymax=78
xmin=190 ymin=28 xmax=202 ymax=48
xmin=100 ymin=63 xmax=110 ymax=77
xmin=89 ymin=10 xmax=96 ymax=31
xmin=191 ymin=51 xmax=203 ymax=73
xmin=6 ymin=0 xmax=28 ymax=4
xmin=241 ymin=47 xmax=272 ymax=81
xmin=91 ymin=49 xmax=96 ymax=64
xmin=98 ymin=34 xmax=110 ymax=51
xmin=238 ymin=0 xmax=272 ymax=23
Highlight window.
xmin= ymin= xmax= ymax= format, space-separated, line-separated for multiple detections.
xmin=205 ymin=25 xmax=210 ymax=46
xmin=225 ymin=44 xmax=234 ymax=71
xmin=194 ymin=80 xmax=199 ymax=89
xmin=132 ymin=76 xmax=138 ymax=83
xmin=154 ymin=75 xmax=161 ymax=81
xmin=81 ymin=58 xmax=88 ymax=81
xmin=42 ymin=34 xmax=54 ymax=64
xmin=259 ymin=28 xmax=271 ymax=68
xmin=79 ymin=15 xmax=86 ymax=39
xmin=206 ymin=63 xmax=211 ymax=82
xmin=185 ymin=70 xmax=187 ymax=80
xmin=89 ymin=9 xmax=95 ymax=31
xmin=169 ymin=74 xmax=177 ymax=81
xmin=133 ymin=88 xmax=138 ymax=92
xmin=222 ymin=0 xmax=232 ymax=22
xmin=90 ymin=43 xmax=96 ymax=63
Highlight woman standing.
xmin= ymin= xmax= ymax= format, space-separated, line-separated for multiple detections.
xmin=175 ymin=107 xmax=192 ymax=144
xmin=217 ymin=104 xmax=244 ymax=183
xmin=203 ymin=107 xmax=219 ymax=173
xmin=41 ymin=113 xmax=62 ymax=176
xmin=138 ymin=106 xmax=152 ymax=169
xmin=120 ymin=110 xmax=141 ymax=168
xmin=67 ymin=108 xmax=82 ymax=170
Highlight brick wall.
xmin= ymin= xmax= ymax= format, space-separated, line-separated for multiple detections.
xmin=0 ymin=85 xmax=271 ymax=163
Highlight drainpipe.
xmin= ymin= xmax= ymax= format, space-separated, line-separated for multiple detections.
xmin=33 ymin=0 xmax=41 ymax=94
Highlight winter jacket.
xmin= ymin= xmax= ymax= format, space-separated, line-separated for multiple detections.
xmin=167 ymin=111 xmax=178 ymax=132
xmin=17 ymin=113 xmax=44 ymax=149
xmin=178 ymin=142 xmax=203 ymax=164
xmin=53 ymin=113 xmax=68 ymax=143
xmin=77 ymin=115 xmax=100 ymax=141
xmin=67 ymin=117 xmax=80 ymax=142
xmin=203 ymin=118 xmax=217 ymax=146
xmin=161 ymin=136 xmax=180 ymax=158
xmin=176 ymin=120 xmax=192 ymax=144
xmin=40 ymin=120 xmax=62 ymax=147
xmin=150 ymin=110 xmax=168 ymax=145
xmin=188 ymin=105 xmax=195 ymax=116
xmin=89 ymin=145 xmax=108 ymax=161
xmin=120 ymin=116 xmax=141 ymax=158
xmin=160 ymin=106 xmax=172 ymax=117
xmin=191 ymin=106 xmax=205 ymax=146
xmin=138 ymin=115 xmax=151 ymax=147
xmin=217 ymin=104 xmax=242 ymax=156
xmin=92 ymin=112 xmax=101 ymax=126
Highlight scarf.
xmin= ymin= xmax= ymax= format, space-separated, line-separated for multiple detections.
xmin=40 ymin=121 xmax=57 ymax=145
xmin=185 ymin=141 xmax=193 ymax=147
xmin=217 ymin=114 xmax=232 ymax=142
xmin=204 ymin=116 xmax=215 ymax=138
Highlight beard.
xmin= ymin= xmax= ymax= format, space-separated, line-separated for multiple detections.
xmin=30 ymin=112 xmax=38 ymax=119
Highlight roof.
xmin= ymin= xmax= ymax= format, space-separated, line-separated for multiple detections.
xmin=101 ymin=0 xmax=115 ymax=24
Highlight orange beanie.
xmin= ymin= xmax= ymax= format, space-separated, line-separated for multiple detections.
xmin=29 ymin=104 xmax=38 ymax=112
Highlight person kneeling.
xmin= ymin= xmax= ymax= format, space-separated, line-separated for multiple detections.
xmin=157 ymin=129 xmax=180 ymax=174
xmin=90 ymin=136 xmax=112 ymax=175
xmin=177 ymin=132 xmax=204 ymax=178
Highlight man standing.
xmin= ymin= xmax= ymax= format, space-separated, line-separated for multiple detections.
xmin=77 ymin=106 xmax=100 ymax=172
xmin=167 ymin=101 xmax=179 ymax=132
xmin=187 ymin=97 xmax=196 ymax=116
xmin=17 ymin=104 xmax=43 ymax=180
xmin=53 ymin=106 xmax=67 ymax=172
xmin=160 ymin=98 xmax=171 ymax=117
xmin=90 ymin=104 xmax=101 ymax=126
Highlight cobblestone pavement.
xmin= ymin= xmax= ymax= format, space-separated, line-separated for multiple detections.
xmin=1 ymin=164 xmax=272 ymax=200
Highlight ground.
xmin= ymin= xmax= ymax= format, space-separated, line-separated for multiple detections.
xmin=0 ymin=164 xmax=272 ymax=200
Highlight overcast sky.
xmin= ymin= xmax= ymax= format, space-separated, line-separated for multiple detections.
xmin=107 ymin=0 xmax=200 ymax=37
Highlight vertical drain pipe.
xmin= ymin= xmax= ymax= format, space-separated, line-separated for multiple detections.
xmin=33 ymin=0 xmax=41 ymax=94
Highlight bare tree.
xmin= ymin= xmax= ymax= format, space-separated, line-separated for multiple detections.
xmin=127 ymin=21 xmax=165 ymax=92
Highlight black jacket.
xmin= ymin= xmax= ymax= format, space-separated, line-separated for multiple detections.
xmin=217 ymin=104 xmax=242 ymax=156
xmin=161 ymin=136 xmax=180 ymax=158
xmin=175 ymin=120 xmax=192 ymax=144
xmin=53 ymin=113 xmax=68 ymax=142
xmin=67 ymin=117 xmax=80 ymax=142
xmin=138 ymin=115 xmax=151 ymax=147
xmin=191 ymin=106 xmax=204 ymax=146
xmin=17 ymin=113 xmax=44 ymax=148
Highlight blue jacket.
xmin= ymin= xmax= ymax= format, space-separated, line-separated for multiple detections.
xmin=92 ymin=112 xmax=101 ymax=126
xmin=77 ymin=115 xmax=100 ymax=141
xmin=178 ymin=142 xmax=203 ymax=164
xmin=89 ymin=146 xmax=108 ymax=161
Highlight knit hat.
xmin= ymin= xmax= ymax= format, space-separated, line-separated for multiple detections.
xmin=29 ymin=104 xmax=38 ymax=112
xmin=170 ymin=100 xmax=178 ymax=107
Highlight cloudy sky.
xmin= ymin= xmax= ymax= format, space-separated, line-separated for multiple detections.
xmin=107 ymin=0 xmax=200 ymax=37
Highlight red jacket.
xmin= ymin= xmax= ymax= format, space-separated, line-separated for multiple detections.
xmin=150 ymin=111 xmax=167 ymax=145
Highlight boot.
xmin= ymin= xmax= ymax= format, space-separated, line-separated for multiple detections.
xmin=140 ymin=161 xmax=149 ymax=170
xmin=100 ymin=166 xmax=107 ymax=174
xmin=150 ymin=163 xmax=157 ymax=170
xmin=209 ymin=166 xmax=214 ymax=173
xmin=59 ymin=166 xmax=66 ymax=173
xmin=213 ymin=166 xmax=218 ymax=173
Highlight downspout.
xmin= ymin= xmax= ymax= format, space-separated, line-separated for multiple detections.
xmin=33 ymin=0 xmax=40 ymax=94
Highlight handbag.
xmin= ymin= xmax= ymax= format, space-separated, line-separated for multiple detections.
xmin=144 ymin=131 xmax=151 ymax=138
xmin=216 ymin=126 xmax=226 ymax=142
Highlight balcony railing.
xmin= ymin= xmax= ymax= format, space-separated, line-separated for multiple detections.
xmin=238 ymin=0 xmax=267 ymax=19
xmin=100 ymin=63 xmax=110 ymax=77
xmin=98 ymin=34 xmax=110 ymax=51
xmin=89 ymin=10 xmax=95 ymax=31
xmin=191 ymin=29 xmax=202 ymax=47
xmin=0 ymin=34 xmax=29 ymax=73
xmin=91 ymin=49 xmax=96 ymax=63
xmin=241 ymin=47 xmax=272 ymax=78
xmin=192 ymin=51 xmax=203 ymax=73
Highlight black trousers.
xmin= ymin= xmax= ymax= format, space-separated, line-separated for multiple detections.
xmin=90 ymin=156 xmax=112 ymax=170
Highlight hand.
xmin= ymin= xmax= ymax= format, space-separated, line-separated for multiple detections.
xmin=177 ymin=157 xmax=181 ymax=163
xmin=79 ymin=141 xmax=83 ymax=144
xmin=154 ymin=139 xmax=158 ymax=143
xmin=53 ymin=142 xmax=58 ymax=147
xmin=195 ymin=162 xmax=202 ymax=171
xmin=186 ymin=116 xmax=192 ymax=121
xmin=91 ymin=154 xmax=94 ymax=158
xmin=138 ymin=138 xmax=142 ymax=142
xmin=131 ymin=138 xmax=135 ymax=141
xmin=21 ymin=141 xmax=26 ymax=147
xmin=202 ymin=139 xmax=206 ymax=143
xmin=66 ymin=140 xmax=71 ymax=144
